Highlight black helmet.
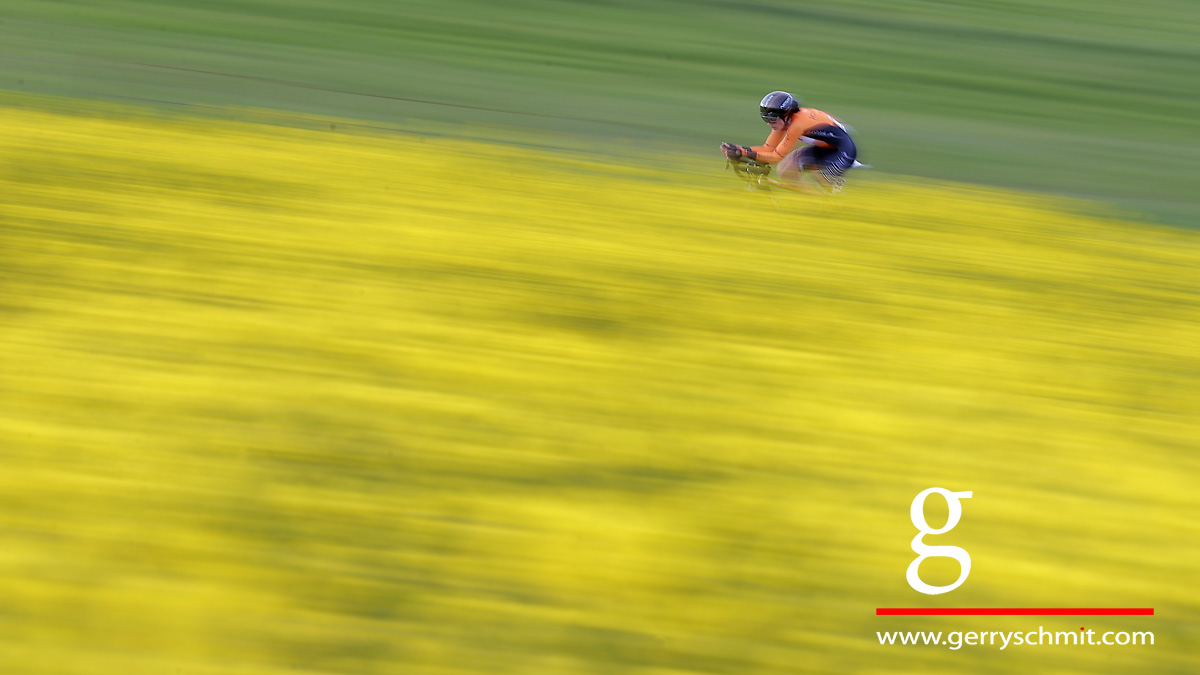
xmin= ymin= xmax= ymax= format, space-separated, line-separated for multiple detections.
xmin=759 ymin=91 xmax=801 ymax=122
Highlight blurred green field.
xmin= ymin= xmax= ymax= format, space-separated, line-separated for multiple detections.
xmin=2 ymin=0 xmax=1199 ymax=225
xmin=2 ymin=98 xmax=1198 ymax=674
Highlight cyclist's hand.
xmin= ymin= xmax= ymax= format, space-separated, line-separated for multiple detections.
xmin=720 ymin=142 xmax=742 ymax=160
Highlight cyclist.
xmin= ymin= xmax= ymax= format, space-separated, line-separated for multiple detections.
xmin=721 ymin=91 xmax=859 ymax=192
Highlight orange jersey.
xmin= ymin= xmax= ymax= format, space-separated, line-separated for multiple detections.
xmin=751 ymin=108 xmax=846 ymax=163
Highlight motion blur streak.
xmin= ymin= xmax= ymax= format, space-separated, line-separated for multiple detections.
xmin=1 ymin=97 xmax=1198 ymax=674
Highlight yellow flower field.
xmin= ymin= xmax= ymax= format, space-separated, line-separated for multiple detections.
xmin=1 ymin=96 xmax=1197 ymax=674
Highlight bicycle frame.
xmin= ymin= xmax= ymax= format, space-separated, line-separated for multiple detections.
xmin=727 ymin=159 xmax=806 ymax=193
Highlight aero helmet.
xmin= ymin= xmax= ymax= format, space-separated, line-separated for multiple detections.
xmin=759 ymin=91 xmax=801 ymax=122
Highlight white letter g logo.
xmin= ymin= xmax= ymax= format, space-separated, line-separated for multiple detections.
xmin=906 ymin=487 xmax=973 ymax=595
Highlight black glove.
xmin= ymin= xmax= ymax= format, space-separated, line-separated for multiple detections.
xmin=720 ymin=142 xmax=742 ymax=160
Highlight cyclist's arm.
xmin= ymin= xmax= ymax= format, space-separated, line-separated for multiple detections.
xmin=750 ymin=126 xmax=804 ymax=163
xmin=742 ymin=128 xmax=785 ymax=162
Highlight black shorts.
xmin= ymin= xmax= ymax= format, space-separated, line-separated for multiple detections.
xmin=797 ymin=124 xmax=857 ymax=182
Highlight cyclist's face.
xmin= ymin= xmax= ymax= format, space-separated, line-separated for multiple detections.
xmin=766 ymin=118 xmax=787 ymax=132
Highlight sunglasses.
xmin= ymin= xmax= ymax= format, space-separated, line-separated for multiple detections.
xmin=761 ymin=113 xmax=785 ymax=123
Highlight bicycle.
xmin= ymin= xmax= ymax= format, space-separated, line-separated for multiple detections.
xmin=726 ymin=157 xmax=868 ymax=195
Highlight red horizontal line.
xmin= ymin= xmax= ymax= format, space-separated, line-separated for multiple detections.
xmin=877 ymin=608 xmax=1154 ymax=616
